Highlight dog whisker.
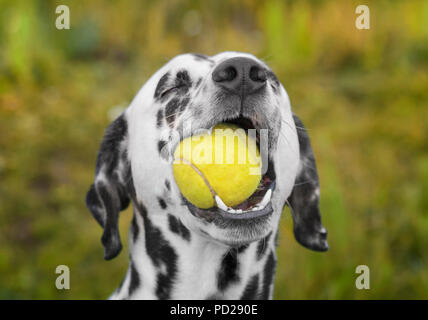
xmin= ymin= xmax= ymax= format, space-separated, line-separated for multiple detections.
xmin=293 ymin=180 xmax=316 ymax=187
xmin=281 ymin=119 xmax=310 ymax=131
xmin=285 ymin=199 xmax=295 ymax=215
xmin=279 ymin=130 xmax=293 ymax=149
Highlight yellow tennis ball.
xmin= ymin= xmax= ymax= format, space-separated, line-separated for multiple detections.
xmin=173 ymin=123 xmax=262 ymax=209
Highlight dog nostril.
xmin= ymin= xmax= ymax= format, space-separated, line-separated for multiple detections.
xmin=249 ymin=66 xmax=267 ymax=82
xmin=212 ymin=57 xmax=267 ymax=95
xmin=213 ymin=66 xmax=237 ymax=82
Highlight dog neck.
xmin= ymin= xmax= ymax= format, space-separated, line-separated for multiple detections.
xmin=109 ymin=206 xmax=278 ymax=300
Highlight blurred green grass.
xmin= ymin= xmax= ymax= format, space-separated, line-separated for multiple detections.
xmin=0 ymin=0 xmax=427 ymax=299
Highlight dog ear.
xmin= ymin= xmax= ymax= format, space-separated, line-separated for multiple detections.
xmin=86 ymin=113 xmax=131 ymax=260
xmin=287 ymin=114 xmax=329 ymax=252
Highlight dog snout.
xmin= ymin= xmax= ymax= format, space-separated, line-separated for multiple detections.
xmin=212 ymin=57 xmax=267 ymax=97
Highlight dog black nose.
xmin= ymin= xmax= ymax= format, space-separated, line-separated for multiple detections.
xmin=212 ymin=57 xmax=267 ymax=96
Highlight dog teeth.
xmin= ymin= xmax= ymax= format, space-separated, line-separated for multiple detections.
xmin=258 ymin=189 xmax=272 ymax=210
xmin=216 ymin=189 xmax=272 ymax=214
xmin=215 ymin=195 xmax=228 ymax=211
xmin=215 ymin=196 xmax=245 ymax=214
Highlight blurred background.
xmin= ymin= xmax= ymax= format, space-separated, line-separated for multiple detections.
xmin=0 ymin=0 xmax=427 ymax=299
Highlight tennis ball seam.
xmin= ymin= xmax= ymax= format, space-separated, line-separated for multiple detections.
xmin=177 ymin=157 xmax=217 ymax=199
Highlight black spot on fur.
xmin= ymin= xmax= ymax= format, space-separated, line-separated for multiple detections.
xmin=156 ymin=271 xmax=174 ymax=300
xmin=260 ymin=251 xmax=276 ymax=299
xmin=165 ymin=180 xmax=171 ymax=191
xmin=138 ymin=203 xmax=177 ymax=300
xmin=154 ymin=72 xmax=170 ymax=100
xmin=128 ymin=260 xmax=140 ymax=296
xmin=241 ymin=275 xmax=259 ymax=300
xmin=168 ymin=214 xmax=191 ymax=241
xmin=217 ymin=251 xmax=240 ymax=291
xmin=158 ymin=140 xmax=167 ymax=155
xmin=175 ymin=70 xmax=192 ymax=87
xmin=158 ymin=197 xmax=167 ymax=209
xmin=179 ymin=96 xmax=190 ymax=112
xmin=237 ymin=244 xmax=249 ymax=253
xmin=95 ymin=114 xmax=127 ymax=176
xmin=156 ymin=109 xmax=163 ymax=127
xmin=256 ymin=232 xmax=272 ymax=261
xmin=131 ymin=214 xmax=139 ymax=243
xmin=165 ymin=98 xmax=179 ymax=126
xmin=165 ymin=94 xmax=190 ymax=127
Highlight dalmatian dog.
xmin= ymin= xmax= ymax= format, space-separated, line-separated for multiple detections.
xmin=86 ymin=52 xmax=328 ymax=300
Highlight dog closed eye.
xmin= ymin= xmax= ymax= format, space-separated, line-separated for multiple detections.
xmin=160 ymin=86 xmax=182 ymax=98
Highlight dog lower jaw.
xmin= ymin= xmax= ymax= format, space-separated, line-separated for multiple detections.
xmin=183 ymin=198 xmax=274 ymax=247
xmin=184 ymin=197 xmax=274 ymax=221
xmin=210 ymin=234 xmax=270 ymax=248
xmin=197 ymin=221 xmax=273 ymax=249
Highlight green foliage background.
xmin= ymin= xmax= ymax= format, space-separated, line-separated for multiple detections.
xmin=0 ymin=0 xmax=427 ymax=299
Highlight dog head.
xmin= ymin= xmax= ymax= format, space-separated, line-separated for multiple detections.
xmin=86 ymin=52 xmax=328 ymax=259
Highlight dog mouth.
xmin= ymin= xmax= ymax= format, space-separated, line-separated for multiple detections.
xmin=184 ymin=170 xmax=275 ymax=221
xmin=182 ymin=116 xmax=276 ymax=221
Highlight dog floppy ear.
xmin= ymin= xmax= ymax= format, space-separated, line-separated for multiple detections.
xmin=86 ymin=113 xmax=131 ymax=260
xmin=287 ymin=114 xmax=328 ymax=252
